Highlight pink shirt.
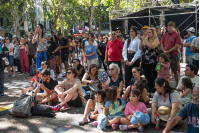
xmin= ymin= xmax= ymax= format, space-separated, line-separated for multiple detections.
xmin=124 ymin=102 xmax=148 ymax=115
xmin=158 ymin=62 xmax=170 ymax=78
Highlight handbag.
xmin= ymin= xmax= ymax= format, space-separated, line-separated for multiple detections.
xmin=2 ymin=56 xmax=9 ymax=67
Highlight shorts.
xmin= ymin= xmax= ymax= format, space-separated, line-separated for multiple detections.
xmin=108 ymin=115 xmax=125 ymax=120
xmin=61 ymin=54 xmax=69 ymax=63
xmin=67 ymin=94 xmax=82 ymax=107
xmin=37 ymin=92 xmax=58 ymax=104
xmin=69 ymin=49 xmax=75 ymax=54
xmin=169 ymin=55 xmax=179 ymax=72
xmin=54 ymin=51 xmax=60 ymax=56
xmin=8 ymin=56 xmax=14 ymax=66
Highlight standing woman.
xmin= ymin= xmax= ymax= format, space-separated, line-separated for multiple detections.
xmin=3 ymin=37 xmax=16 ymax=77
xmin=123 ymin=26 xmax=141 ymax=88
xmin=139 ymin=28 xmax=159 ymax=94
xmin=68 ymin=36 xmax=75 ymax=67
xmin=19 ymin=38 xmax=29 ymax=75
xmin=0 ymin=48 xmax=5 ymax=96
xmin=85 ymin=38 xmax=98 ymax=68
xmin=53 ymin=35 xmax=62 ymax=74
xmin=32 ymin=24 xmax=48 ymax=69
xmin=98 ymin=36 xmax=108 ymax=72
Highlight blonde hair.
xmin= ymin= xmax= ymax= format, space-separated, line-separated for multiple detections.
xmin=146 ymin=28 xmax=158 ymax=43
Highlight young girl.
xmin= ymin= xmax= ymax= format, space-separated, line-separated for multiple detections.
xmin=156 ymin=53 xmax=170 ymax=82
xmin=19 ymin=38 xmax=29 ymax=75
xmin=78 ymin=90 xmax=106 ymax=124
xmin=99 ymin=86 xmax=126 ymax=130
xmin=177 ymin=77 xmax=193 ymax=105
xmin=120 ymin=89 xmax=148 ymax=131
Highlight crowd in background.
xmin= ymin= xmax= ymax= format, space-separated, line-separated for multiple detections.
xmin=0 ymin=21 xmax=199 ymax=133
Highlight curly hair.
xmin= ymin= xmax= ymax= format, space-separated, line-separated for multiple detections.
xmin=158 ymin=53 xmax=171 ymax=63
xmin=182 ymin=77 xmax=193 ymax=90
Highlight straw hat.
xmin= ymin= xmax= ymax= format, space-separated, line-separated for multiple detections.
xmin=157 ymin=106 xmax=171 ymax=121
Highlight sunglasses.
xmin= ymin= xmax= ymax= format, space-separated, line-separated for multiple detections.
xmin=72 ymin=62 xmax=76 ymax=64
xmin=109 ymin=68 xmax=115 ymax=71
xmin=112 ymin=34 xmax=116 ymax=35
xmin=41 ymin=64 xmax=45 ymax=65
xmin=67 ymin=72 xmax=72 ymax=74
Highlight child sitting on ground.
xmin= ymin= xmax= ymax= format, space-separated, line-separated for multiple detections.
xmin=96 ymin=86 xmax=126 ymax=130
xmin=120 ymin=89 xmax=149 ymax=131
xmin=78 ymin=90 xmax=106 ymax=124
xmin=177 ymin=77 xmax=193 ymax=106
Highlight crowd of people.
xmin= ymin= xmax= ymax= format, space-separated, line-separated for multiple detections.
xmin=0 ymin=21 xmax=199 ymax=132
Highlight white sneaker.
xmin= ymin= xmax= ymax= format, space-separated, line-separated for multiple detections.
xmin=57 ymin=73 xmax=63 ymax=78
xmin=12 ymin=74 xmax=16 ymax=78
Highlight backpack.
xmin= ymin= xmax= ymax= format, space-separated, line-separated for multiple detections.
xmin=31 ymin=104 xmax=56 ymax=117
xmin=10 ymin=94 xmax=35 ymax=118
xmin=29 ymin=64 xmax=36 ymax=76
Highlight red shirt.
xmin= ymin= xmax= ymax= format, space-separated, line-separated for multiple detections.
xmin=160 ymin=31 xmax=181 ymax=56
xmin=106 ymin=39 xmax=123 ymax=61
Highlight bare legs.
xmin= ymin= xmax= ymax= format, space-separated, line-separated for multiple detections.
xmin=83 ymin=99 xmax=95 ymax=119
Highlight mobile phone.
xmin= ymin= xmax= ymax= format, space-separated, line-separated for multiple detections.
xmin=140 ymin=30 xmax=143 ymax=36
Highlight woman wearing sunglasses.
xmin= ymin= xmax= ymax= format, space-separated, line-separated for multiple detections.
xmin=53 ymin=67 xmax=85 ymax=111
xmin=41 ymin=61 xmax=56 ymax=79
xmin=108 ymin=63 xmax=124 ymax=96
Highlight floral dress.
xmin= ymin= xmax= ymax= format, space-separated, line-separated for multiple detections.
xmin=142 ymin=45 xmax=158 ymax=64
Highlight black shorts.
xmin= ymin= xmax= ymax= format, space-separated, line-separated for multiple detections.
xmin=61 ymin=54 xmax=69 ymax=63
xmin=67 ymin=95 xmax=82 ymax=107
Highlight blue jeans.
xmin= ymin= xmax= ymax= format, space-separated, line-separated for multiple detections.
xmin=98 ymin=54 xmax=102 ymax=68
xmin=192 ymin=59 xmax=199 ymax=75
xmin=36 ymin=52 xmax=47 ymax=69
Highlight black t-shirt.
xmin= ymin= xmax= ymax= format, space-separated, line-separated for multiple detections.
xmin=59 ymin=37 xmax=69 ymax=55
xmin=47 ymin=41 xmax=58 ymax=60
xmin=98 ymin=41 xmax=107 ymax=55
xmin=77 ymin=64 xmax=85 ymax=78
xmin=39 ymin=77 xmax=58 ymax=91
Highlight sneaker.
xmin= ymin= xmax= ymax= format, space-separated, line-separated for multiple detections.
xmin=12 ymin=74 xmax=16 ymax=78
xmin=60 ymin=104 xmax=70 ymax=111
xmin=53 ymin=104 xmax=62 ymax=111
xmin=119 ymin=125 xmax=128 ymax=131
xmin=111 ymin=123 xmax=119 ymax=130
xmin=78 ymin=118 xmax=88 ymax=125
xmin=138 ymin=126 xmax=144 ymax=132
xmin=93 ymin=121 xmax=98 ymax=127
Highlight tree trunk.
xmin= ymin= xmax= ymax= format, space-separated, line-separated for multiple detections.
xmin=14 ymin=20 xmax=18 ymax=37
xmin=88 ymin=6 xmax=93 ymax=33
xmin=60 ymin=19 xmax=64 ymax=36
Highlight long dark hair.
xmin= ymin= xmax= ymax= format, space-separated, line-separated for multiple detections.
xmin=158 ymin=53 xmax=171 ymax=63
xmin=53 ymin=35 xmax=58 ymax=45
xmin=132 ymin=67 xmax=143 ymax=76
xmin=95 ymin=90 xmax=106 ymax=104
xmin=38 ymin=24 xmax=44 ymax=38
xmin=134 ymin=78 xmax=147 ymax=103
xmin=104 ymin=86 xmax=121 ymax=109
xmin=155 ymin=77 xmax=175 ymax=96
xmin=182 ymin=77 xmax=193 ymax=90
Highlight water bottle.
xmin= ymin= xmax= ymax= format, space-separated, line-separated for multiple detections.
xmin=156 ymin=61 xmax=161 ymax=71
xmin=155 ymin=113 xmax=160 ymax=130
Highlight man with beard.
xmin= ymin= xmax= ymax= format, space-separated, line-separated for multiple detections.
xmin=163 ymin=87 xmax=199 ymax=133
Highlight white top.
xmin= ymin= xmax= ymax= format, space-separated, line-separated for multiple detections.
xmin=3 ymin=43 xmax=14 ymax=56
xmin=191 ymin=37 xmax=199 ymax=60
xmin=122 ymin=37 xmax=141 ymax=63
xmin=85 ymin=40 xmax=98 ymax=47
xmin=50 ymin=69 xmax=56 ymax=79
xmin=177 ymin=75 xmax=199 ymax=89
xmin=94 ymin=102 xmax=104 ymax=114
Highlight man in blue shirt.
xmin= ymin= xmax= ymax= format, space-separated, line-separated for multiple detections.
xmin=163 ymin=87 xmax=199 ymax=133
xmin=183 ymin=27 xmax=196 ymax=65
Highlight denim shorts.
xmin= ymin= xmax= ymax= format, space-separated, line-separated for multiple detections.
xmin=8 ymin=56 xmax=14 ymax=66
xmin=69 ymin=49 xmax=75 ymax=54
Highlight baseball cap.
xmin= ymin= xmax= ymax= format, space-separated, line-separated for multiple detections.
xmin=186 ymin=27 xmax=195 ymax=33
xmin=141 ymin=25 xmax=149 ymax=29
xmin=13 ymin=35 xmax=17 ymax=38
xmin=117 ymin=34 xmax=123 ymax=38
xmin=98 ymin=72 xmax=108 ymax=83
xmin=167 ymin=21 xmax=176 ymax=26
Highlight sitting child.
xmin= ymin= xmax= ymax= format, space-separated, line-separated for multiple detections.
xmin=78 ymin=90 xmax=106 ymax=124
xmin=177 ymin=77 xmax=193 ymax=105
xmin=96 ymin=86 xmax=126 ymax=130
xmin=120 ymin=89 xmax=149 ymax=131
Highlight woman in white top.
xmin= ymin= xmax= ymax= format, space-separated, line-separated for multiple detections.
xmin=41 ymin=61 xmax=56 ymax=79
xmin=123 ymin=26 xmax=141 ymax=88
xmin=3 ymin=37 xmax=16 ymax=77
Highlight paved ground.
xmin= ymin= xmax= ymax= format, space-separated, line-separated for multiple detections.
xmin=0 ymin=63 xmax=189 ymax=133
